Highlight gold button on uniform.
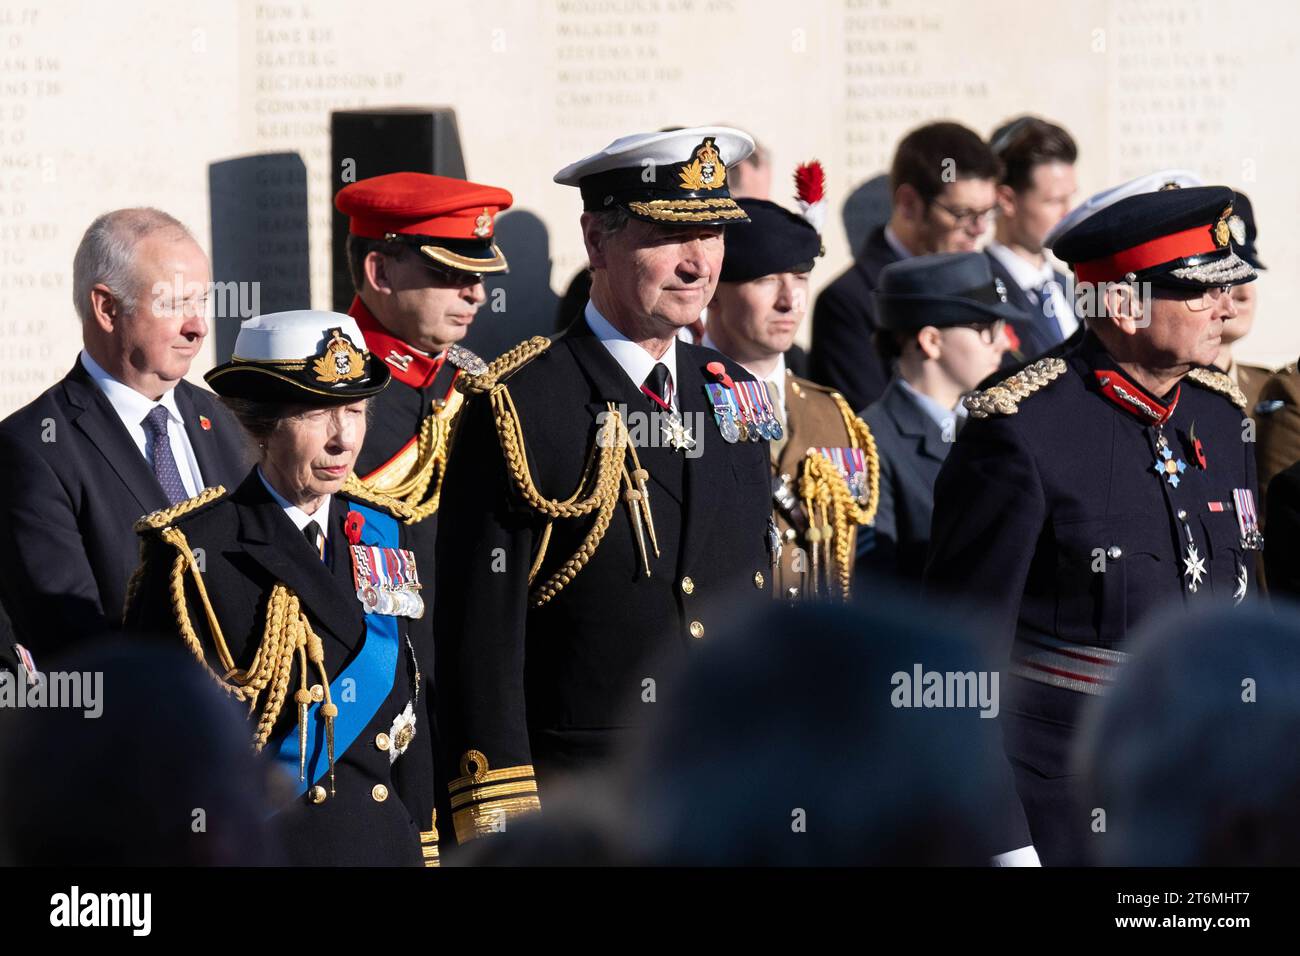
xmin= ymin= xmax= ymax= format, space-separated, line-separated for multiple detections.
xmin=753 ymin=571 xmax=765 ymax=589
xmin=308 ymin=785 xmax=327 ymax=804
xmin=372 ymin=784 xmax=389 ymax=803
xmin=680 ymin=576 xmax=695 ymax=595
xmin=309 ymin=684 xmax=324 ymax=703
xmin=689 ymin=620 xmax=704 ymax=639
xmin=375 ymin=732 xmax=391 ymax=751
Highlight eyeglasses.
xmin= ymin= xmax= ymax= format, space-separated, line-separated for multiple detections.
xmin=1153 ymin=284 xmax=1233 ymax=312
xmin=929 ymin=199 xmax=998 ymax=229
xmin=951 ymin=319 xmax=1006 ymax=345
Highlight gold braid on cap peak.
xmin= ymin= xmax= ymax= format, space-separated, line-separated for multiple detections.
xmin=964 ymin=357 xmax=1068 ymax=419
xmin=1185 ymin=367 xmax=1248 ymax=409
xmin=796 ymin=394 xmax=882 ymax=601
xmin=127 ymin=493 xmax=341 ymax=793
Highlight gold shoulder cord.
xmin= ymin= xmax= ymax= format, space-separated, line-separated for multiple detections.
xmin=129 ymin=486 xmax=342 ymax=794
xmin=796 ymin=393 xmax=882 ymax=600
xmin=357 ymin=390 xmax=464 ymax=523
xmin=461 ymin=336 xmax=657 ymax=607
xmin=340 ymin=472 xmax=414 ymax=519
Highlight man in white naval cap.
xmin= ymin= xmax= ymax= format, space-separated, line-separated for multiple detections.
xmin=432 ymin=127 xmax=779 ymax=848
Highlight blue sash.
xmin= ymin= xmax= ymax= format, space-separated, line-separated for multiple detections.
xmin=272 ymin=502 xmax=402 ymax=804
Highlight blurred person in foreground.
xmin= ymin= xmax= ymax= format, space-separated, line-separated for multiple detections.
xmin=626 ymin=600 xmax=1011 ymax=865
xmin=0 ymin=640 xmax=275 ymax=865
xmin=1077 ymin=605 xmax=1300 ymax=865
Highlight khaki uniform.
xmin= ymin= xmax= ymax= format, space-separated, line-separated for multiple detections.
xmin=770 ymin=370 xmax=879 ymax=601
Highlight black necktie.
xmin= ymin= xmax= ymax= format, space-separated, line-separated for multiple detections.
xmin=642 ymin=362 xmax=671 ymax=409
xmin=303 ymin=520 xmax=325 ymax=561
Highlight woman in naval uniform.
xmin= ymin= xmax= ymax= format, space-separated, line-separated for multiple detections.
xmin=123 ymin=310 xmax=439 ymax=867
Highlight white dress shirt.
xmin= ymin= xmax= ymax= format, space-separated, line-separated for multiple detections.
xmin=883 ymin=224 xmax=915 ymax=261
xmin=79 ymin=350 xmax=204 ymax=498
xmin=585 ymin=301 xmax=680 ymax=411
xmin=986 ymin=241 xmax=1078 ymax=340
xmin=257 ymin=466 xmax=331 ymax=536
xmin=897 ymin=378 xmax=967 ymax=438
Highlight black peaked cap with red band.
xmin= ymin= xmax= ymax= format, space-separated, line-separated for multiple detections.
xmin=1052 ymin=185 xmax=1257 ymax=291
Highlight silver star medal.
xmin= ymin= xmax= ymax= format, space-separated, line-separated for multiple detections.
xmin=1183 ymin=542 xmax=1207 ymax=593
xmin=662 ymin=412 xmax=696 ymax=452
xmin=1234 ymin=564 xmax=1248 ymax=606
xmin=387 ymin=701 xmax=417 ymax=765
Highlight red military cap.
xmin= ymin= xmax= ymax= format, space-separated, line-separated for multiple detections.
xmin=335 ymin=172 xmax=513 ymax=275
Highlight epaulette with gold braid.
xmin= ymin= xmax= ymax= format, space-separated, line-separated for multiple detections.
xmin=1185 ymin=367 xmax=1247 ymax=409
xmin=457 ymin=336 xmax=552 ymax=396
xmin=341 ymin=473 xmax=414 ymax=519
xmin=964 ymin=357 xmax=1068 ymax=419
xmin=133 ymin=485 xmax=228 ymax=533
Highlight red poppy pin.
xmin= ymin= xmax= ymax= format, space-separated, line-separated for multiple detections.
xmin=344 ymin=511 xmax=365 ymax=545
xmin=705 ymin=361 xmax=735 ymax=390
xmin=199 ymin=415 xmax=212 ymax=431
xmin=1190 ymin=422 xmax=1207 ymax=470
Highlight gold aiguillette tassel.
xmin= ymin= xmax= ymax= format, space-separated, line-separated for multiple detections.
xmin=806 ymin=524 xmax=821 ymax=599
xmin=633 ymin=467 xmax=660 ymax=558
xmin=624 ymin=489 xmax=651 ymax=578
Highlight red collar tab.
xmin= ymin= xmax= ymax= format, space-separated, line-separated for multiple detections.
xmin=348 ymin=296 xmax=445 ymax=389
xmin=1093 ymin=369 xmax=1180 ymax=425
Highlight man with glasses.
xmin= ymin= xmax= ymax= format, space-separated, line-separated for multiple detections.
xmin=811 ymin=122 xmax=1002 ymax=412
xmin=859 ymin=253 xmax=1014 ymax=583
xmin=924 ymin=186 xmax=1259 ymax=866
xmin=334 ymin=170 xmax=515 ymax=853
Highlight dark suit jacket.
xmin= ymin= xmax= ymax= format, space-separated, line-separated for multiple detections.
xmin=123 ymin=470 xmax=433 ymax=865
xmin=434 ymin=319 xmax=773 ymax=841
xmin=809 ymin=225 xmax=900 ymax=411
xmin=0 ymin=358 xmax=250 ymax=657
xmin=984 ymin=250 xmax=1072 ymax=368
xmin=859 ymin=378 xmax=953 ymax=580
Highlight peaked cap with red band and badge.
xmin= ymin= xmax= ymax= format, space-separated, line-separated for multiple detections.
xmin=335 ymin=171 xmax=513 ymax=276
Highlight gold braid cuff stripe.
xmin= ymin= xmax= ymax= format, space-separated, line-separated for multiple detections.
xmin=450 ymin=778 xmax=540 ymax=810
xmin=452 ymin=795 xmax=542 ymax=844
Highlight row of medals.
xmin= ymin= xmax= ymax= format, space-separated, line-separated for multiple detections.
xmin=356 ymin=583 xmax=425 ymax=618
xmin=714 ymin=389 xmax=783 ymax=444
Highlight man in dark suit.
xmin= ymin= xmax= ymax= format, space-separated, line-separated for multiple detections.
xmin=860 ymin=253 xmax=1016 ymax=581
xmin=0 ymin=208 xmax=248 ymax=660
xmin=434 ymin=127 xmax=775 ymax=848
xmin=985 ymin=116 xmax=1080 ymax=365
xmin=925 ymin=186 xmax=1260 ymax=865
xmin=810 ymin=122 xmax=1002 ymax=411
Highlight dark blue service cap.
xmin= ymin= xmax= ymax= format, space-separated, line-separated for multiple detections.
xmin=873 ymin=252 xmax=1027 ymax=331
xmin=1052 ymin=184 xmax=1256 ymax=290
xmin=718 ymin=199 xmax=822 ymax=283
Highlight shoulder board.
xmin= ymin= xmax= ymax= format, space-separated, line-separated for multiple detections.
xmin=457 ymin=336 xmax=552 ymax=395
xmin=340 ymin=473 xmax=413 ymax=519
xmin=787 ymin=373 xmax=837 ymax=400
xmin=964 ymin=357 xmax=1068 ymax=419
xmin=134 ymin=485 xmax=228 ymax=534
xmin=1185 ymin=368 xmax=1247 ymax=409
xmin=446 ymin=343 xmax=488 ymax=376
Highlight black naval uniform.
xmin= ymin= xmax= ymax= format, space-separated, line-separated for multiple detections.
xmin=124 ymin=470 xmax=438 ymax=866
xmin=434 ymin=317 xmax=774 ymax=844
xmin=924 ymin=332 xmax=1258 ymax=864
